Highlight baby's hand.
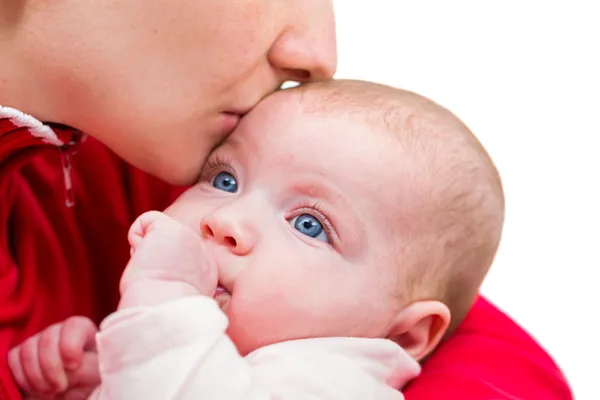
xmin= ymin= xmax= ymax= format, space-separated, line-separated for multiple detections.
xmin=8 ymin=316 xmax=99 ymax=399
xmin=119 ymin=211 xmax=217 ymax=308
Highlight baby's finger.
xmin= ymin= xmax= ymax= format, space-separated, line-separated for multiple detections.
xmin=65 ymin=352 xmax=100 ymax=389
xmin=8 ymin=346 xmax=30 ymax=393
xmin=19 ymin=335 xmax=52 ymax=395
xmin=60 ymin=317 xmax=98 ymax=370
xmin=38 ymin=323 xmax=68 ymax=392
xmin=128 ymin=211 xmax=166 ymax=244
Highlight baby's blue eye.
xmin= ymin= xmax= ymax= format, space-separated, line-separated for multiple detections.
xmin=212 ymin=172 xmax=238 ymax=193
xmin=290 ymin=214 xmax=329 ymax=243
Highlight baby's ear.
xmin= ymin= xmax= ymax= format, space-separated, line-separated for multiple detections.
xmin=386 ymin=300 xmax=450 ymax=361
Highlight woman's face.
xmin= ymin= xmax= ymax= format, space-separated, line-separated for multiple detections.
xmin=30 ymin=0 xmax=337 ymax=184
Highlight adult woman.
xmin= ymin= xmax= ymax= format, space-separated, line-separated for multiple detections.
xmin=0 ymin=1 xmax=571 ymax=398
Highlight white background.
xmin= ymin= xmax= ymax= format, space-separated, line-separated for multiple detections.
xmin=333 ymin=1 xmax=599 ymax=399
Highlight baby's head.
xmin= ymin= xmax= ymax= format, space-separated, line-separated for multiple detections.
xmin=165 ymin=80 xmax=504 ymax=360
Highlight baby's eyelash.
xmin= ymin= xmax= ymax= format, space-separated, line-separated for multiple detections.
xmin=200 ymin=155 xmax=235 ymax=182
xmin=310 ymin=200 xmax=323 ymax=212
xmin=205 ymin=155 xmax=235 ymax=173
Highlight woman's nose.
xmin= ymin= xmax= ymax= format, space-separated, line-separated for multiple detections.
xmin=268 ymin=1 xmax=338 ymax=82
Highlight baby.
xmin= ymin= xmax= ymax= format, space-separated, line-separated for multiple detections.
xmin=8 ymin=80 xmax=504 ymax=399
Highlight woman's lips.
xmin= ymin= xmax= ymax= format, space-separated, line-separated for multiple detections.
xmin=220 ymin=112 xmax=241 ymax=134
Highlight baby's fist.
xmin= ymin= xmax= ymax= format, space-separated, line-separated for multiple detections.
xmin=8 ymin=316 xmax=99 ymax=398
xmin=120 ymin=211 xmax=217 ymax=306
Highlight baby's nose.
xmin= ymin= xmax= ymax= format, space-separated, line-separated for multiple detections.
xmin=200 ymin=214 xmax=254 ymax=256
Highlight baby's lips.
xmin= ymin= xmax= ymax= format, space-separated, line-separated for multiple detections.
xmin=214 ymin=285 xmax=229 ymax=297
xmin=213 ymin=285 xmax=231 ymax=310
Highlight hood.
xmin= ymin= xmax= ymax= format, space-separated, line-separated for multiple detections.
xmin=0 ymin=105 xmax=84 ymax=206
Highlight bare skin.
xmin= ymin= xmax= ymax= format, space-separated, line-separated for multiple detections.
xmin=0 ymin=0 xmax=337 ymax=184
xmin=8 ymin=317 xmax=99 ymax=399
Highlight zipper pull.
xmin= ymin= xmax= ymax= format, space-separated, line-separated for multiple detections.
xmin=59 ymin=143 xmax=76 ymax=208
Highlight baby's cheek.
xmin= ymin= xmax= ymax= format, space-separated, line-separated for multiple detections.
xmin=226 ymin=286 xmax=290 ymax=354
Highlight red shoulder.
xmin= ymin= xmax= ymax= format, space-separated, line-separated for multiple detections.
xmin=404 ymin=296 xmax=572 ymax=399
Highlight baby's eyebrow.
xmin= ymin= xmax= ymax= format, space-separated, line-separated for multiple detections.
xmin=291 ymin=182 xmax=336 ymax=202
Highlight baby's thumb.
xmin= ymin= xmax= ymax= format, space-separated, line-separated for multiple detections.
xmin=66 ymin=351 xmax=100 ymax=389
xmin=60 ymin=317 xmax=98 ymax=370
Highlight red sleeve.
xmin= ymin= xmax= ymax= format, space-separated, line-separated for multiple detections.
xmin=403 ymin=296 xmax=573 ymax=400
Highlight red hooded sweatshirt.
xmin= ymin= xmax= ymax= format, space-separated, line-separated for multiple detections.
xmin=0 ymin=108 xmax=572 ymax=399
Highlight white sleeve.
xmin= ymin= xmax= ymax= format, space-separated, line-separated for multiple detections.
xmin=90 ymin=296 xmax=410 ymax=400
